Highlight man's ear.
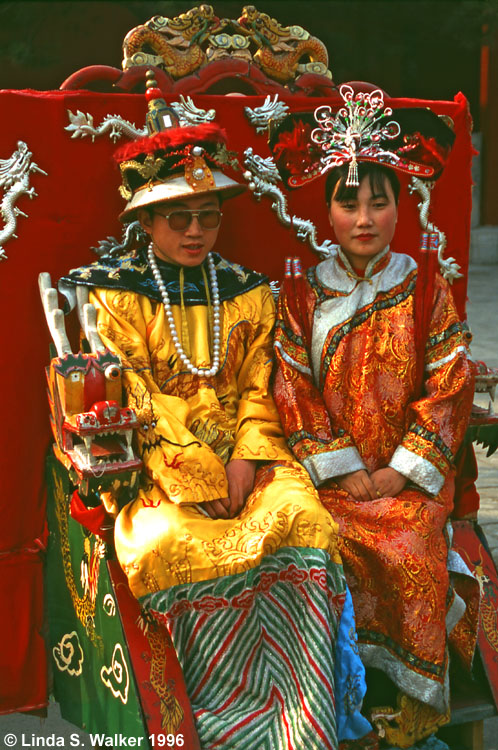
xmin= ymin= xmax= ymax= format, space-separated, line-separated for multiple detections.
xmin=137 ymin=208 xmax=153 ymax=233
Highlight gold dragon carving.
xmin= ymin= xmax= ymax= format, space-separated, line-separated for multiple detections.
xmin=122 ymin=5 xmax=220 ymax=78
xmin=121 ymin=4 xmax=332 ymax=86
xmin=235 ymin=5 xmax=330 ymax=83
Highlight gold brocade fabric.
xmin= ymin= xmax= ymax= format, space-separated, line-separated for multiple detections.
xmin=89 ymin=283 xmax=340 ymax=597
xmin=273 ymin=250 xmax=480 ymax=734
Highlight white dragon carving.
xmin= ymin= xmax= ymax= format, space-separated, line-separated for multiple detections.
xmin=243 ymin=147 xmax=334 ymax=258
xmin=0 ymin=141 xmax=47 ymax=260
xmin=409 ymin=176 xmax=463 ymax=282
xmin=65 ymin=96 xmax=216 ymax=144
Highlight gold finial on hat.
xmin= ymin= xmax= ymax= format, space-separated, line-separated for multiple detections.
xmin=145 ymin=69 xmax=179 ymax=134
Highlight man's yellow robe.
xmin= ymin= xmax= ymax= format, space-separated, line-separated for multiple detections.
xmin=61 ymin=248 xmax=371 ymax=750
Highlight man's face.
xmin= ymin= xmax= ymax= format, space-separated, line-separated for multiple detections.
xmin=138 ymin=193 xmax=221 ymax=267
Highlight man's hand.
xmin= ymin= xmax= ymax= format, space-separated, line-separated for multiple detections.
xmin=370 ymin=467 xmax=407 ymax=499
xmin=199 ymin=459 xmax=257 ymax=519
xmin=335 ymin=469 xmax=377 ymax=502
xmin=199 ymin=496 xmax=231 ymax=520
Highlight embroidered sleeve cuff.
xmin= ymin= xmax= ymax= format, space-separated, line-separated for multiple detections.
xmin=303 ymin=447 xmax=366 ymax=487
xmin=389 ymin=445 xmax=445 ymax=495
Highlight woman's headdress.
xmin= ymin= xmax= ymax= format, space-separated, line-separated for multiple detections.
xmin=115 ymin=72 xmax=245 ymax=221
xmin=270 ymin=84 xmax=458 ymax=400
xmin=269 ymin=84 xmax=455 ymax=189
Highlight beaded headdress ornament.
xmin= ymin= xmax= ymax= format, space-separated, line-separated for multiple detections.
xmin=311 ymin=84 xmax=401 ymax=187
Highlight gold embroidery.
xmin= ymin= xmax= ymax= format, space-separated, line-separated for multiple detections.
xmin=202 ymin=510 xmax=290 ymax=576
xmin=145 ymin=615 xmax=184 ymax=733
xmin=52 ymin=470 xmax=104 ymax=649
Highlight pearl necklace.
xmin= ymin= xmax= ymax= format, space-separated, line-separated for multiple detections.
xmin=147 ymin=242 xmax=221 ymax=377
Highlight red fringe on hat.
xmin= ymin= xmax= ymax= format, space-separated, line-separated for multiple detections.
xmin=114 ymin=123 xmax=228 ymax=163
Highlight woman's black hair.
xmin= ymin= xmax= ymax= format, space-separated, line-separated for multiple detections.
xmin=325 ymin=162 xmax=400 ymax=206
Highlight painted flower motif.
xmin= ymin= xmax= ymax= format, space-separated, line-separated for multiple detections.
xmin=348 ymin=625 xmax=360 ymax=655
xmin=259 ymin=571 xmax=279 ymax=592
xmin=363 ymin=385 xmax=397 ymax=419
xmin=309 ymin=567 xmax=328 ymax=590
xmin=280 ymin=564 xmax=308 ymax=586
xmin=168 ymin=599 xmax=192 ymax=618
xmin=343 ymin=674 xmax=363 ymax=714
xmin=193 ymin=595 xmax=228 ymax=614
xmin=324 ymin=389 xmax=344 ymax=418
xmin=232 ymin=589 xmax=256 ymax=609
xmin=428 ymin=408 xmax=455 ymax=448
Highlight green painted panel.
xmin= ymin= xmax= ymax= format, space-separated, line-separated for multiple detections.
xmin=45 ymin=455 xmax=148 ymax=741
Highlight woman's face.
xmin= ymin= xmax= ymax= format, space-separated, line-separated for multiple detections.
xmin=138 ymin=193 xmax=221 ymax=267
xmin=328 ymin=174 xmax=398 ymax=270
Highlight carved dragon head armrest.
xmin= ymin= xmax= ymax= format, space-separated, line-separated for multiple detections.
xmin=39 ymin=272 xmax=142 ymax=500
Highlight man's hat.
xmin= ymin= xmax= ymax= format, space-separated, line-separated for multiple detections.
xmin=269 ymin=84 xmax=455 ymax=189
xmin=115 ymin=72 xmax=246 ymax=221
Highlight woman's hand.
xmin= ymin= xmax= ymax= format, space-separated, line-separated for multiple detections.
xmin=370 ymin=467 xmax=407 ymax=499
xmin=200 ymin=459 xmax=257 ymax=519
xmin=335 ymin=470 xmax=378 ymax=502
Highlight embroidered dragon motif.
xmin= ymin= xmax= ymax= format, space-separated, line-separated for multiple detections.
xmin=52 ymin=471 xmax=104 ymax=648
xmin=138 ymin=612 xmax=185 ymax=733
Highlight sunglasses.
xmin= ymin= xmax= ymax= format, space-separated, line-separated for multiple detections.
xmin=153 ymin=208 xmax=223 ymax=231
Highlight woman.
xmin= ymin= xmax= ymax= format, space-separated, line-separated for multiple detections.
xmin=272 ymin=89 xmax=479 ymax=749
xmin=59 ymin=79 xmax=370 ymax=749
